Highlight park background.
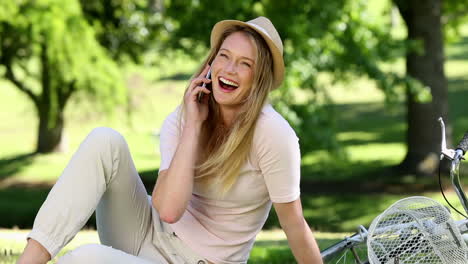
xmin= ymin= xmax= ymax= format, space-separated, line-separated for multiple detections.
xmin=1 ymin=0 xmax=468 ymax=263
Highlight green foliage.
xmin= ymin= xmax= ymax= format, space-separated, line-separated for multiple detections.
xmin=79 ymin=0 xmax=166 ymax=63
xmin=443 ymin=0 xmax=468 ymax=40
xmin=0 ymin=0 xmax=126 ymax=126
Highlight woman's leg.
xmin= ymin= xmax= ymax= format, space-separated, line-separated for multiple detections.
xmin=18 ymin=127 xmax=152 ymax=262
xmin=56 ymin=244 xmax=155 ymax=264
xmin=94 ymin=128 xmax=152 ymax=254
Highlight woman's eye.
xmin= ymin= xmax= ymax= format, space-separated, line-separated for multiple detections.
xmin=220 ymin=53 xmax=228 ymax=58
xmin=242 ymin=62 xmax=252 ymax=68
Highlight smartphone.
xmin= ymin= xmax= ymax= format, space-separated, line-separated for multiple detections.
xmin=197 ymin=68 xmax=212 ymax=103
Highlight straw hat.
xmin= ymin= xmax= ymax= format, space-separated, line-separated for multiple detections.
xmin=210 ymin=16 xmax=285 ymax=89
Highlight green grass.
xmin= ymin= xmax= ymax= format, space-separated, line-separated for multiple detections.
xmin=0 ymin=73 xmax=187 ymax=185
xmin=0 ymin=229 xmax=99 ymax=263
xmin=0 ymin=229 xmax=347 ymax=264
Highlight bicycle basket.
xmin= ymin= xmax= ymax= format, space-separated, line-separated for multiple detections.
xmin=367 ymin=196 xmax=467 ymax=264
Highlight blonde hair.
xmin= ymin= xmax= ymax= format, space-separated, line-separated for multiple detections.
xmin=181 ymin=26 xmax=275 ymax=194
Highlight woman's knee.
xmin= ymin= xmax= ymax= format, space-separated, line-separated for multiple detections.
xmin=86 ymin=127 xmax=127 ymax=152
xmin=89 ymin=127 xmax=125 ymax=144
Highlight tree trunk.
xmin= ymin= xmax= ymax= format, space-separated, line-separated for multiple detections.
xmin=35 ymin=40 xmax=69 ymax=153
xmin=36 ymin=107 xmax=65 ymax=153
xmin=395 ymin=0 xmax=450 ymax=176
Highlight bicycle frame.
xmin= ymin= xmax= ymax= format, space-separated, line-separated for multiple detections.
xmin=321 ymin=219 xmax=468 ymax=263
xmin=439 ymin=118 xmax=468 ymax=215
xmin=321 ymin=226 xmax=368 ymax=262
xmin=321 ymin=118 xmax=468 ymax=263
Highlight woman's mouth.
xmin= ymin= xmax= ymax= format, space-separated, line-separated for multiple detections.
xmin=218 ymin=77 xmax=239 ymax=92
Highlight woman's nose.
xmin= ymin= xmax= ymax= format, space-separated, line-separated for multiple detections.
xmin=225 ymin=60 xmax=237 ymax=73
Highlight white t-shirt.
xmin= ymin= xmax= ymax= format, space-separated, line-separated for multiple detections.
xmin=158 ymin=104 xmax=301 ymax=264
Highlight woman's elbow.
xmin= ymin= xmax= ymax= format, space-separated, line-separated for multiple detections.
xmin=151 ymin=197 xmax=183 ymax=224
xmin=159 ymin=210 xmax=182 ymax=224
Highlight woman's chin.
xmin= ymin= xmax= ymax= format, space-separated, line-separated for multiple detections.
xmin=213 ymin=96 xmax=241 ymax=109
xmin=213 ymin=90 xmax=236 ymax=104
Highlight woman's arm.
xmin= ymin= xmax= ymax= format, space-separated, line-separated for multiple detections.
xmin=152 ymin=66 xmax=211 ymax=223
xmin=273 ymin=199 xmax=323 ymax=264
xmin=152 ymin=122 xmax=202 ymax=223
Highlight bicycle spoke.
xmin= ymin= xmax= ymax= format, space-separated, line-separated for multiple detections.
xmin=324 ymin=243 xmax=368 ymax=264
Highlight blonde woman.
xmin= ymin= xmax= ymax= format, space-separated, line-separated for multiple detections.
xmin=18 ymin=17 xmax=323 ymax=264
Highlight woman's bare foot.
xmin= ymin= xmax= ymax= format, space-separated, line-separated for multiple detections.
xmin=17 ymin=239 xmax=51 ymax=264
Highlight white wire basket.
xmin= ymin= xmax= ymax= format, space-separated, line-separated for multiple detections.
xmin=367 ymin=196 xmax=468 ymax=264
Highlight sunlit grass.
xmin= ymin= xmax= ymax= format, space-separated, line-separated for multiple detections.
xmin=0 ymin=66 xmax=188 ymax=185
xmin=1 ymin=189 xmax=466 ymax=263
xmin=326 ymin=76 xmax=386 ymax=104
xmin=346 ymin=142 xmax=405 ymax=163
xmin=0 ymin=229 xmax=346 ymax=263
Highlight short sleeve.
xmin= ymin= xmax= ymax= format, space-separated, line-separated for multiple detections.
xmin=254 ymin=111 xmax=301 ymax=203
xmin=159 ymin=107 xmax=181 ymax=173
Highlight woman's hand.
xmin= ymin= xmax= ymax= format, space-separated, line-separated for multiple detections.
xmin=184 ymin=65 xmax=212 ymax=126
xmin=152 ymin=66 xmax=211 ymax=223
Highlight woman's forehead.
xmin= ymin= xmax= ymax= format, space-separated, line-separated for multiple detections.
xmin=220 ymin=31 xmax=257 ymax=61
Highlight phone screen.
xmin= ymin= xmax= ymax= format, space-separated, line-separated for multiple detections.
xmin=197 ymin=69 xmax=211 ymax=102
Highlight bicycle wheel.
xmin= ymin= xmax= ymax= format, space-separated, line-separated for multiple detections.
xmin=321 ymin=230 xmax=369 ymax=264
xmin=323 ymin=241 xmax=369 ymax=264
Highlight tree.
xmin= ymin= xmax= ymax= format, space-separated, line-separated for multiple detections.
xmin=0 ymin=0 xmax=125 ymax=153
xmin=78 ymin=0 xmax=165 ymax=63
xmin=393 ymin=0 xmax=449 ymax=175
xmin=392 ymin=0 xmax=468 ymax=175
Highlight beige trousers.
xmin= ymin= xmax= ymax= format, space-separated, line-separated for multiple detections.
xmin=28 ymin=127 xmax=208 ymax=264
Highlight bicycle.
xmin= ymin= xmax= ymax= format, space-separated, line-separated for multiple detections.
xmin=320 ymin=118 xmax=468 ymax=264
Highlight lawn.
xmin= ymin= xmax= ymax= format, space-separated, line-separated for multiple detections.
xmin=0 ymin=229 xmax=346 ymax=264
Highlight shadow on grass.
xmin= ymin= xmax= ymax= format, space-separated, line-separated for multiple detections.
xmin=0 ymin=169 xmax=153 ymax=229
xmin=448 ymin=78 xmax=468 ymax=140
xmin=299 ymin=75 xmax=468 ymax=185
xmin=447 ymin=36 xmax=468 ymax=61
xmin=0 ymin=186 xmax=97 ymax=229
xmin=301 ymin=160 xmax=396 ymax=184
xmin=333 ymin=76 xmax=468 ymax=149
xmin=138 ymin=169 xmax=158 ymax=193
xmin=0 ymin=187 xmax=48 ymax=228
xmin=262 ymin=192 xmax=407 ymax=232
xmin=250 ymin=238 xmax=351 ymax=263
xmin=157 ymin=72 xmax=192 ymax=81
xmin=334 ymin=102 xmax=405 ymax=145
xmin=0 ymin=153 xmax=35 ymax=181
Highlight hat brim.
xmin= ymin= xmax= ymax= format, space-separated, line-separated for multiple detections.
xmin=210 ymin=20 xmax=284 ymax=89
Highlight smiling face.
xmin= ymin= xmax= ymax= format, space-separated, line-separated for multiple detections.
xmin=210 ymin=31 xmax=257 ymax=112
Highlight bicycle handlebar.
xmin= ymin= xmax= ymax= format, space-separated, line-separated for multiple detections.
xmin=438 ymin=118 xmax=468 ymax=216
xmin=456 ymin=132 xmax=468 ymax=154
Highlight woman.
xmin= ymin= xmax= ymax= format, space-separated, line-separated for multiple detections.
xmin=18 ymin=17 xmax=323 ymax=264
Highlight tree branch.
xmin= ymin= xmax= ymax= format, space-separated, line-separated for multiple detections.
xmin=58 ymin=80 xmax=76 ymax=109
xmin=18 ymin=60 xmax=40 ymax=80
xmin=4 ymin=64 xmax=39 ymax=107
